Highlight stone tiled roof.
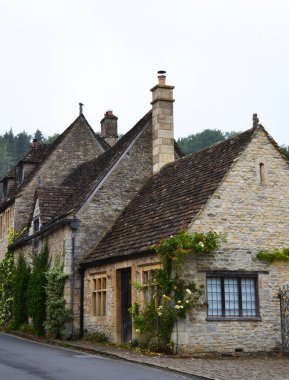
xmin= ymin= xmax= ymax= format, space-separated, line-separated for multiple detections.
xmin=20 ymin=143 xmax=53 ymax=164
xmin=0 ymin=114 xmax=108 ymax=213
xmin=0 ymin=144 xmax=53 ymax=213
xmin=82 ymin=126 xmax=258 ymax=265
xmin=28 ymin=110 xmax=185 ymax=230
xmin=45 ymin=110 xmax=153 ymax=222
xmin=35 ymin=187 xmax=75 ymax=225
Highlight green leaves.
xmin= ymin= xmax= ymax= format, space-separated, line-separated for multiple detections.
xmin=44 ymin=259 xmax=69 ymax=338
xmin=130 ymin=231 xmax=225 ymax=352
xmin=0 ymin=246 xmax=15 ymax=326
xmin=256 ymin=248 xmax=289 ymax=262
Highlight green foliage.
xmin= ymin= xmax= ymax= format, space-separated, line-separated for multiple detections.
xmin=34 ymin=129 xmax=44 ymax=142
xmin=256 ymin=248 xmax=289 ymax=262
xmin=0 ymin=231 xmax=19 ymax=327
xmin=85 ymin=330 xmax=109 ymax=343
xmin=44 ymin=257 xmax=69 ymax=338
xmin=280 ymin=145 xmax=289 ymax=160
xmin=13 ymin=253 xmax=30 ymax=329
xmin=18 ymin=323 xmax=36 ymax=334
xmin=130 ymin=231 xmax=225 ymax=352
xmin=27 ymin=243 xmax=50 ymax=336
xmin=0 ymin=249 xmax=15 ymax=326
xmin=43 ymin=133 xmax=60 ymax=144
xmin=177 ymin=129 xmax=240 ymax=155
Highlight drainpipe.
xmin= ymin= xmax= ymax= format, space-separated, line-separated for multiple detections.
xmin=79 ymin=267 xmax=85 ymax=338
xmin=69 ymin=217 xmax=79 ymax=338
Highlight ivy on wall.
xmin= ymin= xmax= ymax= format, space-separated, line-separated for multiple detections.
xmin=256 ymin=248 xmax=289 ymax=262
xmin=0 ymin=236 xmax=69 ymax=338
xmin=129 ymin=231 xmax=226 ymax=353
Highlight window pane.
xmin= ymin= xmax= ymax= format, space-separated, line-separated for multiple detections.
xmin=102 ymin=278 xmax=106 ymax=289
xmin=92 ymin=292 xmax=96 ymax=316
xmin=207 ymin=277 xmax=222 ymax=316
xmin=103 ymin=291 xmax=106 ymax=316
xmin=241 ymin=278 xmax=256 ymax=316
xmin=97 ymin=292 xmax=101 ymax=316
xmin=224 ymin=278 xmax=239 ymax=316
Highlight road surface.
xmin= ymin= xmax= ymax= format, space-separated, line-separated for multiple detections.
xmin=0 ymin=332 xmax=199 ymax=380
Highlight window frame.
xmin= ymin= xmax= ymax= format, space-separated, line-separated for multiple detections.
xmin=138 ymin=264 xmax=162 ymax=308
xmin=206 ymin=272 xmax=261 ymax=321
xmin=142 ymin=269 xmax=159 ymax=306
xmin=0 ymin=214 xmax=3 ymax=239
xmin=91 ymin=274 xmax=107 ymax=318
xmin=4 ymin=208 xmax=12 ymax=236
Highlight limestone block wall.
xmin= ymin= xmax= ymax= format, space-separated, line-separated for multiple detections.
xmin=0 ymin=205 xmax=14 ymax=260
xmin=83 ymin=253 xmax=158 ymax=343
xmin=178 ymin=128 xmax=289 ymax=354
xmin=74 ymin=122 xmax=153 ymax=263
xmin=14 ymin=118 xmax=104 ymax=233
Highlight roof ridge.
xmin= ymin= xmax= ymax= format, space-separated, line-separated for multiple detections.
xmin=81 ymin=123 xmax=258 ymax=265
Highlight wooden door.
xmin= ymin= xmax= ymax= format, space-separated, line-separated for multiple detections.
xmin=120 ymin=267 xmax=132 ymax=343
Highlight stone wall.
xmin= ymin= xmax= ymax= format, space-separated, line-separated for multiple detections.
xmin=74 ymin=122 xmax=153 ymax=262
xmin=14 ymin=117 xmax=104 ymax=233
xmin=177 ymin=128 xmax=289 ymax=354
xmin=83 ymin=128 xmax=289 ymax=353
xmin=0 ymin=205 xmax=14 ymax=260
xmin=83 ymin=253 xmax=158 ymax=343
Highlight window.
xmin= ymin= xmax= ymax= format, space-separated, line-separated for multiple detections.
xmin=16 ymin=164 xmax=24 ymax=185
xmin=207 ymin=274 xmax=259 ymax=319
xmin=142 ymin=269 xmax=161 ymax=306
xmin=92 ymin=276 xmax=107 ymax=317
xmin=0 ymin=215 xmax=3 ymax=239
xmin=33 ymin=216 xmax=40 ymax=233
xmin=4 ymin=209 xmax=12 ymax=236
xmin=3 ymin=180 xmax=7 ymax=198
xmin=259 ymin=162 xmax=265 ymax=184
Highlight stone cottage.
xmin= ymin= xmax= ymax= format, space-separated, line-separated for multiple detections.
xmin=79 ymin=76 xmax=289 ymax=354
xmin=2 ymin=72 xmax=289 ymax=354
xmin=7 ymin=74 xmax=183 ymax=336
xmin=0 ymin=113 xmax=108 ymax=259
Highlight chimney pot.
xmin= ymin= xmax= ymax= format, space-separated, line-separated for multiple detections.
xmin=157 ymin=70 xmax=166 ymax=86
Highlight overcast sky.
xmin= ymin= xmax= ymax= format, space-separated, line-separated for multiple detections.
xmin=1 ymin=0 xmax=289 ymax=146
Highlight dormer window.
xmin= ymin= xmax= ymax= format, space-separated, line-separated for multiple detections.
xmin=3 ymin=179 xmax=7 ymax=198
xmin=259 ymin=162 xmax=265 ymax=184
xmin=16 ymin=164 xmax=24 ymax=186
xmin=33 ymin=216 xmax=40 ymax=233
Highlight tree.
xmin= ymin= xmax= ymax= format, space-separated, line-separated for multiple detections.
xmin=34 ymin=129 xmax=44 ymax=142
xmin=44 ymin=133 xmax=59 ymax=144
xmin=14 ymin=131 xmax=31 ymax=161
xmin=27 ymin=243 xmax=50 ymax=335
xmin=177 ymin=129 xmax=225 ymax=154
xmin=44 ymin=258 xmax=69 ymax=338
xmin=280 ymin=146 xmax=289 ymax=160
xmin=177 ymin=129 xmax=240 ymax=155
xmin=13 ymin=253 xmax=30 ymax=328
xmin=0 ymin=137 xmax=10 ymax=179
xmin=3 ymin=128 xmax=16 ymax=162
xmin=0 ymin=233 xmax=16 ymax=327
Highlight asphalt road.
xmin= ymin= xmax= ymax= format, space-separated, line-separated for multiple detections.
xmin=0 ymin=333 xmax=195 ymax=380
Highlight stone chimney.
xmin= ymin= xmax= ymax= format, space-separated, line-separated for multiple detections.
xmin=151 ymin=71 xmax=175 ymax=174
xmin=32 ymin=138 xmax=38 ymax=148
xmin=100 ymin=110 xmax=118 ymax=146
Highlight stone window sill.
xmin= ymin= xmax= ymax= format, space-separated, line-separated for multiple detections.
xmin=206 ymin=316 xmax=262 ymax=322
